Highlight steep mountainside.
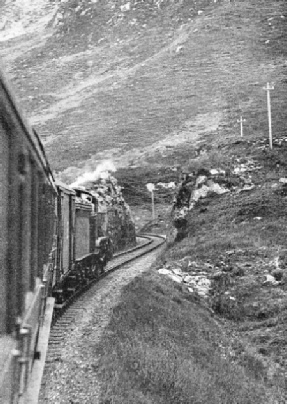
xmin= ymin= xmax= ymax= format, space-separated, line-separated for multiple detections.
xmin=0 ymin=0 xmax=286 ymax=189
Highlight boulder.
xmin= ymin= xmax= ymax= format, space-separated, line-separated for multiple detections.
xmin=210 ymin=169 xmax=219 ymax=176
xmin=120 ymin=2 xmax=131 ymax=12
xmin=195 ymin=175 xmax=207 ymax=186
xmin=175 ymin=45 xmax=184 ymax=54
xmin=183 ymin=275 xmax=195 ymax=284
xmin=197 ymin=287 xmax=208 ymax=297
xmin=263 ymin=274 xmax=278 ymax=285
xmin=197 ymin=278 xmax=211 ymax=288
xmin=158 ymin=268 xmax=171 ymax=275
xmin=172 ymin=268 xmax=184 ymax=276
xmin=240 ymin=184 xmax=255 ymax=192
xmin=209 ymin=182 xmax=229 ymax=195
xmin=167 ymin=274 xmax=182 ymax=283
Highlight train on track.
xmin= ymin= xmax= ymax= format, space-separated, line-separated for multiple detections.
xmin=0 ymin=64 xmax=136 ymax=403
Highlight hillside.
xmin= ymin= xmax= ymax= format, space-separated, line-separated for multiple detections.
xmin=0 ymin=0 xmax=286 ymax=191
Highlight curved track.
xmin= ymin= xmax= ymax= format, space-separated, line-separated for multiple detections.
xmin=52 ymin=234 xmax=165 ymax=321
xmin=37 ymin=234 xmax=165 ymax=402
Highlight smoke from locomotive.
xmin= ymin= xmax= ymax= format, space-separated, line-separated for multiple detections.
xmin=70 ymin=160 xmax=116 ymax=187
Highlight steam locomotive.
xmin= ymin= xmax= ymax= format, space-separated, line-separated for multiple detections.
xmin=0 ymin=64 xmax=136 ymax=403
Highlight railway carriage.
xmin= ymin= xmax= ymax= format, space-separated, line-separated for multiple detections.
xmin=0 ymin=65 xmax=56 ymax=403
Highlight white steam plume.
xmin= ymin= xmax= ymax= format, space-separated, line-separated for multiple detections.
xmin=70 ymin=160 xmax=116 ymax=187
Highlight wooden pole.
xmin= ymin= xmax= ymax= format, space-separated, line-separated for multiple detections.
xmin=151 ymin=190 xmax=155 ymax=220
xmin=237 ymin=116 xmax=246 ymax=137
xmin=263 ymin=82 xmax=274 ymax=149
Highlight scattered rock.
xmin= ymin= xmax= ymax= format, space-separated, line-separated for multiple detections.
xmin=263 ymin=274 xmax=278 ymax=285
xmin=158 ymin=258 xmax=212 ymax=297
xmin=120 ymin=2 xmax=131 ymax=12
xmin=240 ymin=184 xmax=255 ymax=192
xmin=210 ymin=169 xmax=219 ymax=175
xmin=197 ymin=288 xmax=207 ymax=297
xmin=157 ymin=182 xmax=176 ymax=189
xmin=172 ymin=268 xmax=183 ymax=276
xmin=191 ymin=181 xmax=229 ymax=205
xmin=167 ymin=274 xmax=182 ymax=283
xmin=175 ymin=45 xmax=184 ymax=54
xmin=158 ymin=268 xmax=171 ymax=275
xmin=183 ymin=275 xmax=194 ymax=284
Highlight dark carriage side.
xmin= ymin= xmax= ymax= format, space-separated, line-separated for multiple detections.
xmin=0 ymin=65 xmax=56 ymax=404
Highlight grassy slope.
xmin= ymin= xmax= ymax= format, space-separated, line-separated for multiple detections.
xmin=95 ymin=270 xmax=283 ymax=403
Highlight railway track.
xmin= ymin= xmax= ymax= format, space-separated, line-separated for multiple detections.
xmin=44 ymin=233 xmax=165 ymax=365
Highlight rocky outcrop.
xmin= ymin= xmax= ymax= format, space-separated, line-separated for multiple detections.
xmin=89 ymin=174 xmax=136 ymax=251
xmin=74 ymin=169 xmax=136 ymax=251
xmin=171 ymin=158 xmax=262 ymax=240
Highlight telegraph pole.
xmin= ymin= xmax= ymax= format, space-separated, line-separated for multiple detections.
xmin=146 ymin=183 xmax=156 ymax=220
xmin=237 ymin=116 xmax=246 ymax=137
xmin=151 ymin=190 xmax=155 ymax=220
xmin=263 ymin=82 xmax=274 ymax=149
